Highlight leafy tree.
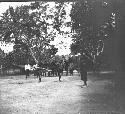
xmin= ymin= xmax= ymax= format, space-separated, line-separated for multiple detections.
xmin=0 ymin=1 xmax=67 ymax=65
xmin=48 ymin=45 xmax=58 ymax=56
xmin=70 ymin=0 xmax=116 ymax=71
xmin=0 ymin=48 xmax=6 ymax=74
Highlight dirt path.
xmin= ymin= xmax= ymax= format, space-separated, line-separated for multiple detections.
xmin=0 ymin=74 xmax=124 ymax=114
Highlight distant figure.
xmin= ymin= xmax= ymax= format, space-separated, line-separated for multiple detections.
xmin=57 ymin=62 xmax=63 ymax=82
xmin=69 ymin=63 xmax=74 ymax=76
xmin=33 ymin=64 xmax=39 ymax=78
xmin=79 ymin=55 xmax=88 ymax=86
xmin=25 ymin=64 xmax=31 ymax=79
xmin=33 ymin=64 xmax=41 ymax=82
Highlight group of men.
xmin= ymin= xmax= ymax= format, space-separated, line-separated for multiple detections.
xmin=24 ymin=55 xmax=89 ymax=86
xmin=24 ymin=63 xmax=63 ymax=81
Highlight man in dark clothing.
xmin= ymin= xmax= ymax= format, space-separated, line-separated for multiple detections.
xmin=56 ymin=62 xmax=62 ymax=81
xmin=69 ymin=63 xmax=74 ymax=76
xmin=80 ymin=67 xmax=87 ymax=86
xmin=33 ymin=64 xmax=41 ymax=82
xmin=79 ymin=55 xmax=88 ymax=86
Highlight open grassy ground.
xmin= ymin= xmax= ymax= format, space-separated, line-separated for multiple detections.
xmin=0 ymin=72 xmax=125 ymax=114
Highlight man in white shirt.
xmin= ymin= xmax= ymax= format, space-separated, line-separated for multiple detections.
xmin=33 ymin=64 xmax=39 ymax=77
xmin=33 ymin=64 xmax=39 ymax=69
xmin=25 ymin=64 xmax=31 ymax=79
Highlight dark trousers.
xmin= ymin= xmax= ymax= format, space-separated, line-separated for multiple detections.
xmin=58 ymin=69 xmax=62 ymax=81
xmin=59 ymin=74 xmax=61 ymax=81
xmin=25 ymin=69 xmax=30 ymax=79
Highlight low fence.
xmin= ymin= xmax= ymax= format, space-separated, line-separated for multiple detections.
xmin=0 ymin=68 xmax=25 ymax=76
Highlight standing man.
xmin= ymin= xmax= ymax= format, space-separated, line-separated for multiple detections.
xmin=33 ymin=64 xmax=41 ymax=82
xmin=25 ymin=63 xmax=31 ymax=79
xmin=69 ymin=62 xmax=74 ymax=76
xmin=79 ymin=54 xmax=88 ymax=86
xmin=33 ymin=64 xmax=39 ymax=78
xmin=56 ymin=62 xmax=62 ymax=82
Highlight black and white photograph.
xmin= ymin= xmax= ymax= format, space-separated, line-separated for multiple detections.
xmin=0 ymin=0 xmax=125 ymax=114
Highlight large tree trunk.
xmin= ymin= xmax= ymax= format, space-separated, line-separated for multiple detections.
xmin=29 ymin=48 xmax=39 ymax=64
